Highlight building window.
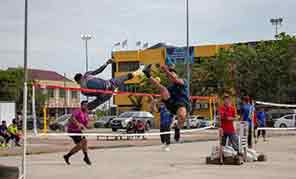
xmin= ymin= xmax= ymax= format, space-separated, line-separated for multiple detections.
xmin=201 ymin=103 xmax=209 ymax=109
xmin=193 ymin=103 xmax=201 ymax=110
xmin=71 ymin=91 xmax=79 ymax=99
xmin=48 ymin=89 xmax=54 ymax=98
xmin=59 ymin=89 xmax=66 ymax=98
xmin=118 ymin=61 xmax=140 ymax=72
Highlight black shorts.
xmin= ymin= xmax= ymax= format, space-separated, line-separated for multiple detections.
xmin=69 ymin=132 xmax=86 ymax=144
xmin=163 ymin=98 xmax=191 ymax=115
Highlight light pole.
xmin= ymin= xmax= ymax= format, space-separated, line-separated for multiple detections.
xmin=108 ymin=42 xmax=120 ymax=115
xmin=22 ymin=0 xmax=28 ymax=178
xmin=81 ymin=34 xmax=93 ymax=72
xmin=270 ymin=17 xmax=283 ymax=38
xmin=185 ymin=0 xmax=191 ymax=128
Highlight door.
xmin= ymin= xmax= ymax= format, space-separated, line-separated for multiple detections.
xmin=284 ymin=115 xmax=294 ymax=127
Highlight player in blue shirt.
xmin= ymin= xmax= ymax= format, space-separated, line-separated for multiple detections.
xmin=143 ymin=64 xmax=191 ymax=142
xmin=240 ymin=96 xmax=255 ymax=148
xmin=159 ymin=103 xmax=174 ymax=151
xmin=256 ymin=107 xmax=267 ymax=142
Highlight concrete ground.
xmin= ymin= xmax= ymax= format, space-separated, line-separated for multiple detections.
xmin=1 ymin=136 xmax=296 ymax=179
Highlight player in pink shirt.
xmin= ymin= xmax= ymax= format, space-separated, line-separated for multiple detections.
xmin=63 ymin=101 xmax=91 ymax=165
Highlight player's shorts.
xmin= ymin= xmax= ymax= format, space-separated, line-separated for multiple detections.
xmin=69 ymin=131 xmax=86 ymax=144
xmin=163 ymin=98 xmax=191 ymax=115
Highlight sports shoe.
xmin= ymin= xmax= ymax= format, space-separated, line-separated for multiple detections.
xmin=106 ymin=58 xmax=115 ymax=64
xmin=83 ymin=157 xmax=92 ymax=165
xmin=63 ymin=155 xmax=71 ymax=165
xmin=132 ymin=64 xmax=145 ymax=78
xmin=155 ymin=76 xmax=161 ymax=83
xmin=164 ymin=145 xmax=170 ymax=152
xmin=142 ymin=64 xmax=152 ymax=78
xmin=161 ymin=144 xmax=166 ymax=151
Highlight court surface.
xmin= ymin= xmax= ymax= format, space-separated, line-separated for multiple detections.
xmin=2 ymin=136 xmax=296 ymax=179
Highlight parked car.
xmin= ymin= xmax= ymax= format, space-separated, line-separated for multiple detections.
xmin=49 ymin=114 xmax=71 ymax=131
xmin=198 ymin=119 xmax=211 ymax=128
xmin=274 ymin=114 xmax=296 ymax=128
xmin=94 ymin=116 xmax=116 ymax=128
xmin=111 ymin=111 xmax=154 ymax=132
xmin=266 ymin=109 xmax=294 ymax=127
xmin=184 ymin=116 xmax=204 ymax=128
xmin=17 ymin=115 xmax=44 ymax=130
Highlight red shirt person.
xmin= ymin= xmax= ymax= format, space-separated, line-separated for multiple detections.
xmin=218 ymin=94 xmax=239 ymax=151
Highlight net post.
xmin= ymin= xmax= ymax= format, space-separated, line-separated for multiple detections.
xmin=209 ymin=97 xmax=213 ymax=125
xmin=43 ymin=106 xmax=47 ymax=134
xmin=32 ymin=84 xmax=37 ymax=135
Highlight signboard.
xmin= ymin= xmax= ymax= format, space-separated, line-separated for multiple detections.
xmin=166 ymin=47 xmax=194 ymax=65
xmin=0 ymin=101 xmax=15 ymax=125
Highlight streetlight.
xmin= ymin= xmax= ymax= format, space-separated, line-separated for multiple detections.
xmin=186 ymin=0 xmax=190 ymax=92
xmin=81 ymin=34 xmax=93 ymax=72
xmin=270 ymin=17 xmax=283 ymax=38
xmin=108 ymin=42 xmax=121 ymax=115
xmin=22 ymin=0 xmax=29 ymax=178
xmin=185 ymin=0 xmax=191 ymax=129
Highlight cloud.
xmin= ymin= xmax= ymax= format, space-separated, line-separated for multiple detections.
xmin=0 ymin=0 xmax=295 ymax=79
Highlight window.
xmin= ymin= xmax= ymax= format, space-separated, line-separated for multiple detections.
xmin=71 ymin=91 xmax=79 ymax=99
xmin=284 ymin=115 xmax=293 ymax=120
xmin=193 ymin=103 xmax=201 ymax=109
xmin=118 ymin=61 xmax=140 ymax=72
xmin=119 ymin=112 xmax=134 ymax=118
xmin=59 ymin=89 xmax=66 ymax=98
xmin=201 ymin=103 xmax=209 ymax=109
xmin=48 ymin=89 xmax=54 ymax=98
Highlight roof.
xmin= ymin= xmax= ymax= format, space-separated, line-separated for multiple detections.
xmin=148 ymin=42 xmax=177 ymax=49
xmin=28 ymin=69 xmax=72 ymax=82
xmin=7 ymin=68 xmax=72 ymax=82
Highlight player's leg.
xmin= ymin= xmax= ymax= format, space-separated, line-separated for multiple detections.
xmin=81 ymin=138 xmax=91 ymax=165
xmin=63 ymin=136 xmax=83 ymax=165
xmin=87 ymin=95 xmax=111 ymax=111
xmin=176 ymin=106 xmax=187 ymax=128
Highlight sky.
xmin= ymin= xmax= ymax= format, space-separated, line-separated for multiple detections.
xmin=1 ymin=0 xmax=295 ymax=80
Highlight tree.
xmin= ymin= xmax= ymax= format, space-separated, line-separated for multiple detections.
xmin=187 ymin=33 xmax=296 ymax=103
xmin=0 ymin=68 xmax=24 ymax=112
xmin=0 ymin=68 xmax=47 ymax=115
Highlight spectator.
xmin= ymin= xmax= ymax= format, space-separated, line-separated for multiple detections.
xmin=7 ymin=119 xmax=21 ymax=147
xmin=240 ymin=96 xmax=256 ymax=148
xmin=159 ymin=103 xmax=173 ymax=151
xmin=218 ymin=94 xmax=239 ymax=152
xmin=14 ymin=112 xmax=22 ymax=130
xmin=0 ymin=121 xmax=11 ymax=147
xmin=0 ymin=136 xmax=5 ymax=148
xmin=256 ymin=107 xmax=267 ymax=142
xmin=136 ymin=120 xmax=145 ymax=133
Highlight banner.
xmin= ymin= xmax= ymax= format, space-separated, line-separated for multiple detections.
xmin=166 ymin=47 xmax=194 ymax=65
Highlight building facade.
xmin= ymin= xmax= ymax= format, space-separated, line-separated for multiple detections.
xmin=29 ymin=69 xmax=80 ymax=118
xmin=111 ymin=43 xmax=233 ymax=126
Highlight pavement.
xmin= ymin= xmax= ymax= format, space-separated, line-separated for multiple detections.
xmin=1 ymin=135 xmax=296 ymax=179
xmin=1 ymin=128 xmax=296 ymax=157
xmin=0 ymin=129 xmax=219 ymax=156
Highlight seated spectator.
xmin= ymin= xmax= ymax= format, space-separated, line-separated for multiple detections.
xmin=0 ymin=135 xmax=5 ymax=147
xmin=7 ymin=119 xmax=21 ymax=147
xmin=0 ymin=120 xmax=11 ymax=147
xmin=136 ymin=120 xmax=145 ymax=133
